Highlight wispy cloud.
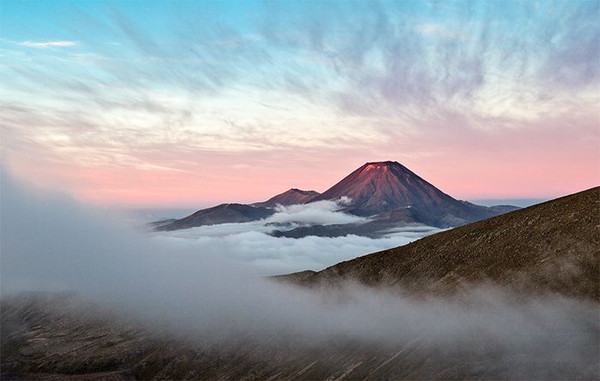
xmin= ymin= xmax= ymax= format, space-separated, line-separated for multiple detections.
xmin=1 ymin=1 xmax=598 ymax=204
xmin=20 ymin=40 xmax=78 ymax=48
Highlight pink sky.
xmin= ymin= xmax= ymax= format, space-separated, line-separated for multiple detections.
xmin=2 ymin=1 xmax=599 ymax=207
xmin=5 ymin=111 xmax=598 ymax=208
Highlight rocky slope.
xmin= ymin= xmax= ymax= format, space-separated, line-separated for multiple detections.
xmin=2 ymin=292 xmax=597 ymax=380
xmin=286 ymin=187 xmax=600 ymax=301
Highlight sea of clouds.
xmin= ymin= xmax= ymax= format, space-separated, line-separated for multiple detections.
xmin=153 ymin=198 xmax=439 ymax=275
xmin=1 ymin=167 xmax=597 ymax=378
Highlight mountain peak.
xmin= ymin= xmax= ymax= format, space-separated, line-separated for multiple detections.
xmin=359 ymin=161 xmax=409 ymax=174
xmin=313 ymin=161 xmax=462 ymax=216
xmin=155 ymin=160 xmax=512 ymax=231
xmin=363 ymin=160 xmax=401 ymax=167
xmin=254 ymin=188 xmax=321 ymax=207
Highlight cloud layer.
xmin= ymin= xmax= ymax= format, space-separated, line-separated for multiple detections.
xmin=268 ymin=198 xmax=362 ymax=225
xmin=20 ymin=40 xmax=78 ymax=48
xmin=1 ymin=168 xmax=597 ymax=378
xmin=153 ymin=198 xmax=437 ymax=275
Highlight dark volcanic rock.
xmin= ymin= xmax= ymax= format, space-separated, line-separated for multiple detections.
xmin=487 ymin=204 xmax=521 ymax=214
xmin=312 ymin=161 xmax=454 ymax=214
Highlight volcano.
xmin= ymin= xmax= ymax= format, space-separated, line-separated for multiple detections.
xmin=309 ymin=161 xmax=508 ymax=227
xmin=154 ymin=161 xmax=517 ymax=232
xmin=312 ymin=161 xmax=461 ymax=215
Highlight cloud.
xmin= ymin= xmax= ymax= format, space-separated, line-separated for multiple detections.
xmin=20 ymin=40 xmax=78 ymax=48
xmin=1 ymin=167 xmax=597 ymax=379
xmin=155 ymin=229 xmax=431 ymax=276
xmin=538 ymin=1 xmax=600 ymax=88
xmin=268 ymin=198 xmax=363 ymax=226
xmin=153 ymin=198 xmax=436 ymax=275
xmin=0 ymin=168 xmax=598 ymax=376
xmin=1 ymin=1 xmax=598 ymax=205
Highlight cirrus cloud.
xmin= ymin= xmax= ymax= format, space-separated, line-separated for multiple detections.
xmin=20 ymin=40 xmax=78 ymax=48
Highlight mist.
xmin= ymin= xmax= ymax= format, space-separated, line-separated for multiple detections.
xmin=152 ymin=198 xmax=438 ymax=275
xmin=1 ymin=168 xmax=598 ymax=377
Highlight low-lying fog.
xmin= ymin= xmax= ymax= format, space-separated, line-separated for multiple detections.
xmin=1 ymin=167 xmax=598 ymax=377
xmin=153 ymin=200 xmax=439 ymax=275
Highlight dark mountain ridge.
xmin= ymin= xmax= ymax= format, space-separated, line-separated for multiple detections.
xmin=157 ymin=188 xmax=320 ymax=231
xmin=158 ymin=203 xmax=273 ymax=231
xmin=253 ymin=188 xmax=320 ymax=208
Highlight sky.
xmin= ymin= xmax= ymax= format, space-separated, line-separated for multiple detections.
xmin=1 ymin=0 xmax=599 ymax=207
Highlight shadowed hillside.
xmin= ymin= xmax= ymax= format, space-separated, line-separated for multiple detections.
xmin=289 ymin=187 xmax=599 ymax=301
xmin=2 ymin=292 xmax=598 ymax=380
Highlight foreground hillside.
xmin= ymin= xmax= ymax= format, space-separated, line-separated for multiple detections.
xmin=2 ymin=292 xmax=597 ymax=380
xmin=289 ymin=187 xmax=600 ymax=301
